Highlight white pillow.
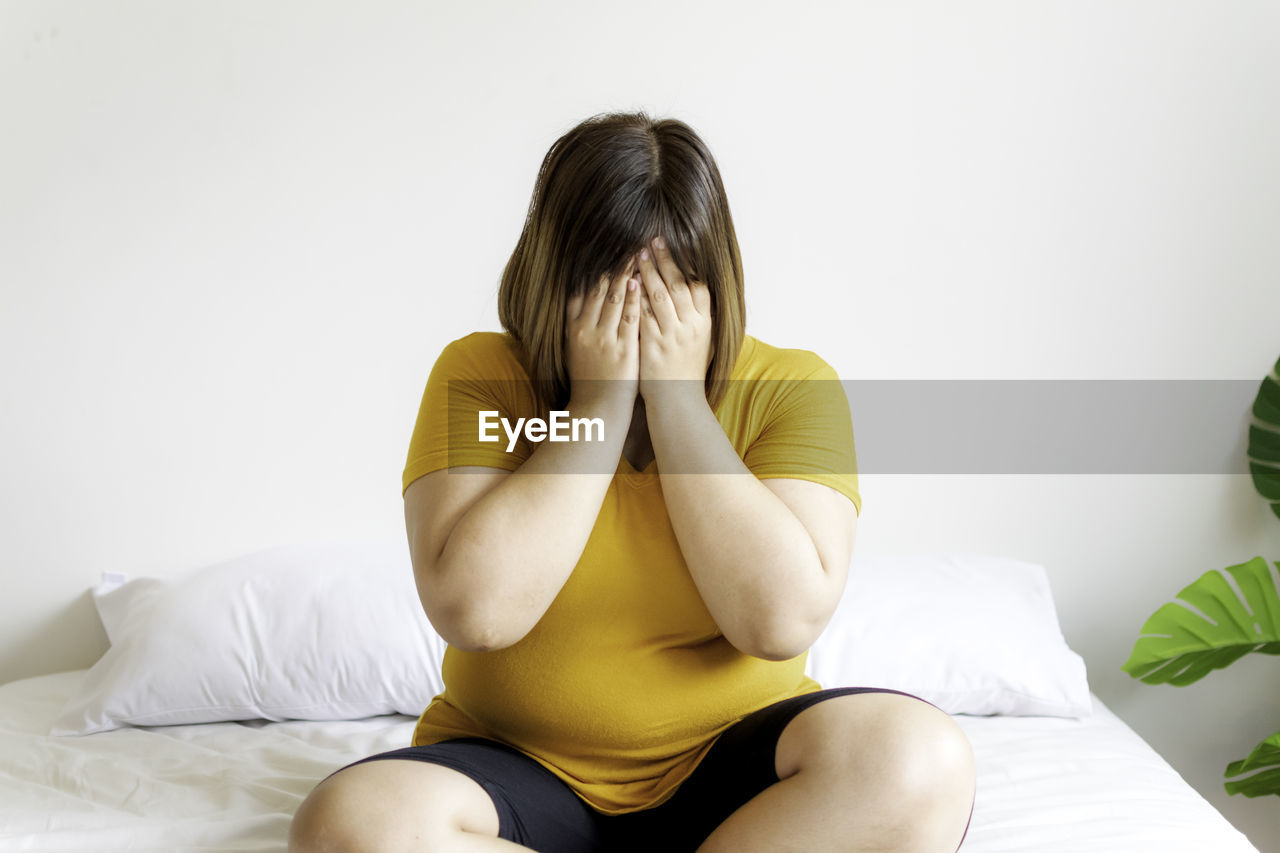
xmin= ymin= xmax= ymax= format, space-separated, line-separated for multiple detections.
xmin=54 ymin=544 xmax=1088 ymax=735
xmin=52 ymin=540 xmax=446 ymax=736
xmin=806 ymin=552 xmax=1092 ymax=718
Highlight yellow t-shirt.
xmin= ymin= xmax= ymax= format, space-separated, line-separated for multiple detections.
xmin=400 ymin=331 xmax=861 ymax=815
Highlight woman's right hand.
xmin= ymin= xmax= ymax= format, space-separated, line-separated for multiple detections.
xmin=565 ymin=260 xmax=642 ymax=406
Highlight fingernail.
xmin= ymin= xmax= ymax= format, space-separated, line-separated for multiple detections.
xmin=640 ymin=248 xmax=649 ymax=261
xmin=654 ymin=235 xmax=666 ymax=249
xmin=628 ymin=278 xmax=636 ymax=291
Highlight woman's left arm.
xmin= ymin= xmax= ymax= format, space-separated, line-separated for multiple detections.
xmin=645 ymin=387 xmax=857 ymax=661
xmin=635 ymin=238 xmax=857 ymax=660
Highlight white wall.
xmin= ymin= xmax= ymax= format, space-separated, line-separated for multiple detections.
xmin=3 ymin=0 xmax=1279 ymax=848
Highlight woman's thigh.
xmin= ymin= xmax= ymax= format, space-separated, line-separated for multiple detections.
xmin=290 ymin=738 xmax=601 ymax=853
xmin=598 ymin=687 xmax=935 ymax=852
xmin=289 ymin=757 xmax=499 ymax=851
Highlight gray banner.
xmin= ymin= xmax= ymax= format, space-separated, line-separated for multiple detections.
xmin=440 ymin=379 xmax=1266 ymax=475
xmin=846 ymin=379 xmax=1259 ymax=474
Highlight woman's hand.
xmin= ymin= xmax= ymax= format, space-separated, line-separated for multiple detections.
xmin=636 ymin=236 xmax=713 ymax=401
xmin=565 ymin=260 xmax=642 ymax=407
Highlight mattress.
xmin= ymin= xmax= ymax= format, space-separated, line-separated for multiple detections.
xmin=0 ymin=670 xmax=1259 ymax=852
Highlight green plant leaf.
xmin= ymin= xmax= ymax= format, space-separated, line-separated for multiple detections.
xmin=1250 ymin=355 xmax=1280 ymax=519
xmin=1121 ymin=557 xmax=1280 ymax=685
xmin=1225 ymin=729 xmax=1280 ymax=798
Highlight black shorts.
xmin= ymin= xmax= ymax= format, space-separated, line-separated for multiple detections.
xmin=331 ymin=686 xmax=974 ymax=852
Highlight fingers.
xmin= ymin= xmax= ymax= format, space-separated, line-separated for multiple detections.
xmin=690 ymin=281 xmax=712 ymax=316
xmin=636 ymin=245 xmax=680 ymax=330
xmin=649 ymin=237 xmax=697 ymax=320
xmin=567 ymin=289 xmax=585 ymax=323
xmin=619 ymin=273 xmax=640 ymax=343
xmin=572 ymin=273 xmax=609 ymax=327
xmin=596 ymin=263 xmax=633 ymax=330
xmin=639 ymin=288 xmax=660 ymax=339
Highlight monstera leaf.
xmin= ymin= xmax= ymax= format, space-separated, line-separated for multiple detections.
xmin=1122 ymin=556 xmax=1280 ymax=685
xmin=1126 ymin=358 xmax=1280 ymax=799
xmin=1250 ymin=355 xmax=1280 ymax=520
xmin=1225 ymin=730 xmax=1280 ymax=798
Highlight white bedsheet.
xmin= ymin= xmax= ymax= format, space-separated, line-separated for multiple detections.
xmin=0 ymin=670 xmax=1259 ymax=852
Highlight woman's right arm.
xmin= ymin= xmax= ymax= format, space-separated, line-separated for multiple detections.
xmin=405 ymin=263 xmax=642 ymax=652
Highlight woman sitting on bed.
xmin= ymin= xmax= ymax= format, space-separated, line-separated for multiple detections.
xmin=289 ymin=111 xmax=976 ymax=853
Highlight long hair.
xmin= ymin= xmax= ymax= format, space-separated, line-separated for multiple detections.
xmin=497 ymin=111 xmax=746 ymax=415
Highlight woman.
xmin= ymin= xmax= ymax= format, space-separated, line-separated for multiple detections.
xmin=290 ymin=111 xmax=976 ymax=852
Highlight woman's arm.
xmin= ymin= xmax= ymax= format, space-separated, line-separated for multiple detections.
xmin=644 ymin=386 xmax=857 ymax=660
xmin=406 ymin=264 xmax=642 ymax=652
xmin=634 ymin=237 xmax=856 ymax=660
xmin=406 ymin=392 xmax=630 ymax=652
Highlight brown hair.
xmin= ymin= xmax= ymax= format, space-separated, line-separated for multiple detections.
xmin=497 ymin=110 xmax=746 ymax=415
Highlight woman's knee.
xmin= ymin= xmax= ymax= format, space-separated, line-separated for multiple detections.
xmin=856 ymin=696 xmax=975 ymax=803
xmin=884 ymin=704 xmax=976 ymax=850
xmin=839 ymin=691 xmax=967 ymax=788
xmin=785 ymin=693 xmax=975 ymax=801
xmin=288 ymin=759 xmax=501 ymax=853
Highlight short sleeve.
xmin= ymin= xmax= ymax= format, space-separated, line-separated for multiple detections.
xmin=401 ymin=334 xmax=540 ymax=497
xmin=741 ymin=359 xmax=861 ymax=515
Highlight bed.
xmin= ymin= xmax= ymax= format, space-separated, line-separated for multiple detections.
xmin=0 ymin=543 xmax=1261 ymax=852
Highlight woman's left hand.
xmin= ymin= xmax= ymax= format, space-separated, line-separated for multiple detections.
xmin=636 ymin=235 xmax=713 ymax=399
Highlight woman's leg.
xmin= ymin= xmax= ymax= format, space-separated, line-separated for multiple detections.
xmin=289 ymin=759 xmax=522 ymax=852
xmin=695 ymin=690 xmax=976 ymax=853
xmin=288 ymin=739 xmax=601 ymax=853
